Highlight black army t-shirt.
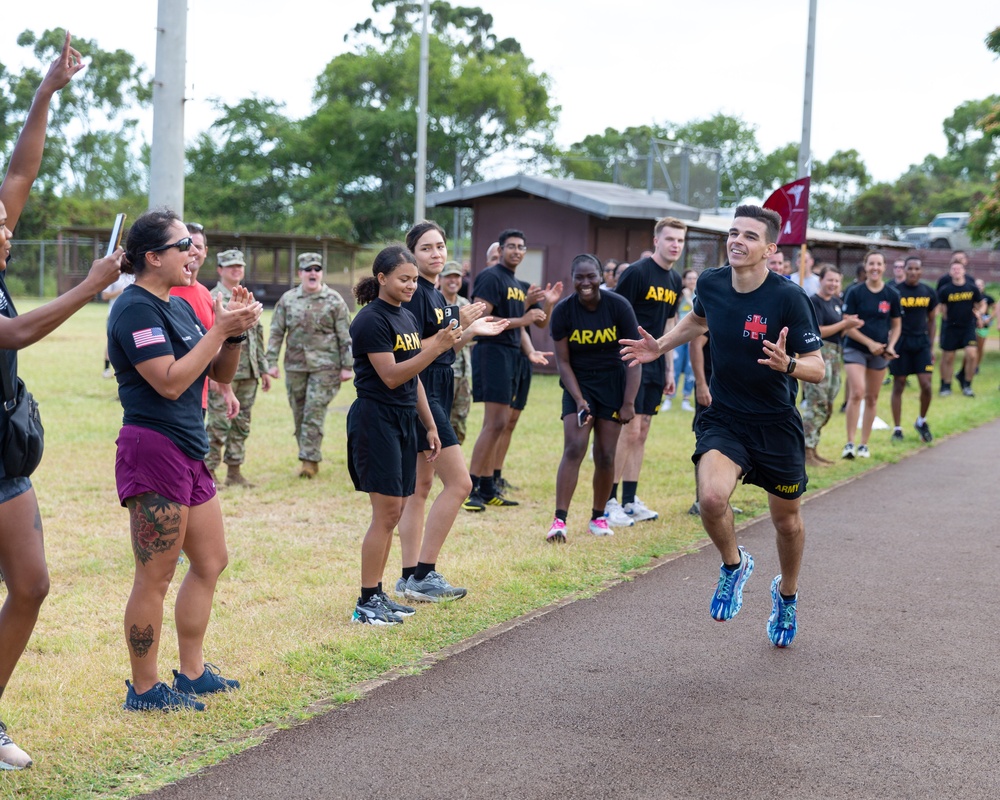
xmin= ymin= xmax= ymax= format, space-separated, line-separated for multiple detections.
xmin=407 ymin=275 xmax=455 ymax=369
xmin=551 ymin=291 xmax=639 ymax=373
xmin=938 ymin=280 xmax=983 ymax=329
xmin=614 ymin=257 xmax=682 ymax=338
xmin=692 ymin=267 xmax=821 ymax=416
xmin=472 ymin=264 xmax=528 ymax=349
xmin=351 ymin=298 xmax=422 ymax=407
xmin=895 ymin=282 xmax=937 ymax=341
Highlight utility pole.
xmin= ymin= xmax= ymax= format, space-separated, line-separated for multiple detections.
xmin=797 ymin=0 xmax=818 ymax=179
xmin=414 ymin=0 xmax=430 ymax=221
xmin=149 ymin=0 xmax=188 ymax=216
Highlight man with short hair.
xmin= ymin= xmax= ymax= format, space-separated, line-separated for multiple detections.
xmin=766 ymin=252 xmax=786 ymax=275
xmin=266 ymin=252 xmax=354 ymax=477
xmin=937 ymin=259 xmax=984 ymax=397
xmin=892 ymin=259 xmax=906 ymax=284
xmin=465 ymin=230 xmax=559 ymax=509
xmin=889 ymin=257 xmax=937 ymax=442
xmin=605 ymin=217 xmax=686 ymax=525
xmin=205 ymin=249 xmax=271 ymax=486
xmin=621 ymin=205 xmax=824 ymax=648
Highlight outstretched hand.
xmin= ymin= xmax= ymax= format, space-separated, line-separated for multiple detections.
xmin=41 ymin=32 xmax=86 ymax=95
xmin=758 ymin=326 xmax=793 ymax=372
xmin=528 ymin=349 xmax=552 ymax=366
xmin=459 ymin=301 xmax=485 ymax=328
xmin=467 ymin=316 xmax=510 ymax=338
xmin=619 ymin=326 xmax=662 ymax=367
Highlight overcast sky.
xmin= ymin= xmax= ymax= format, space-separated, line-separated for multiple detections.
xmin=3 ymin=0 xmax=999 ymax=184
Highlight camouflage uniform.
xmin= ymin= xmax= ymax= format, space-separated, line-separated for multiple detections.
xmin=205 ymin=281 xmax=269 ymax=469
xmin=449 ymin=294 xmax=472 ymax=443
xmin=266 ymin=283 xmax=352 ymax=463
xmin=802 ymin=341 xmax=843 ymax=449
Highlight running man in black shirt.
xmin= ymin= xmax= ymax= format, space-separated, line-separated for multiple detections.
xmin=888 ymin=257 xmax=937 ymax=443
xmin=621 ymin=205 xmax=824 ymax=648
xmin=938 ymin=259 xmax=984 ymax=397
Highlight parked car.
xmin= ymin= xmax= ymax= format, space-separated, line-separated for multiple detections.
xmin=901 ymin=212 xmax=997 ymax=250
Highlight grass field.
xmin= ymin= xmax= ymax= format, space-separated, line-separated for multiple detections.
xmin=2 ymin=300 xmax=999 ymax=798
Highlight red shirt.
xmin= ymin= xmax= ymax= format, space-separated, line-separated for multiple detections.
xmin=170 ymin=282 xmax=215 ymax=409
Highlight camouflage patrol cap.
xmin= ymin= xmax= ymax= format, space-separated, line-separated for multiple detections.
xmin=298 ymin=252 xmax=323 ymax=269
xmin=217 ymin=249 xmax=246 ymax=267
xmin=440 ymin=261 xmax=463 ymax=277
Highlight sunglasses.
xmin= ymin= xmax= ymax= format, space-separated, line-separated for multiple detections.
xmin=147 ymin=237 xmax=193 ymax=253
xmin=299 ymin=265 xmax=323 ymax=273
xmin=185 ymin=222 xmax=205 ymax=233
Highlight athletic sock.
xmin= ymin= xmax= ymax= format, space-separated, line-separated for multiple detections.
xmin=360 ymin=586 xmax=379 ymax=603
xmin=622 ymin=481 xmax=638 ymax=506
xmin=469 ymin=474 xmax=481 ymax=494
xmin=780 ymin=591 xmax=797 ymax=602
xmin=104 ymin=358 xmax=110 ymax=369
xmin=479 ymin=476 xmax=496 ymax=498
xmin=609 ymin=483 xmax=618 ymax=503
xmin=722 ymin=560 xmax=742 ymax=572
xmin=916 ymin=416 xmax=926 ymax=426
xmin=941 ymin=381 xmax=951 ymax=392
xmin=414 ymin=562 xmax=435 ymax=581
xmin=555 ymin=509 xmax=568 ymax=522
xmin=493 ymin=469 xmax=502 ymax=482
xmin=893 ymin=426 xmax=902 ymax=433
xmin=591 ymin=509 xmax=603 ymax=521
xmin=402 ymin=566 xmax=417 ymax=581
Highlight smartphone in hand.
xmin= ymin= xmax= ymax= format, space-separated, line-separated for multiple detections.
xmin=577 ymin=408 xmax=591 ymax=427
xmin=106 ymin=213 xmax=126 ymax=257
xmin=442 ymin=304 xmax=461 ymax=329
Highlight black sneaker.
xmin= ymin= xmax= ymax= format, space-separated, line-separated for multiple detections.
xmin=124 ymin=681 xmax=206 ymax=712
xmin=462 ymin=492 xmax=486 ymax=512
xmin=379 ymin=591 xmax=415 ymax=618
xmin=891 ymin=429 xmax=904 ymax=442
xmin=352 ymin=595 xmax=403 ymax=626
xmin=484 ymin=494 xmax=518 ymax=507
xmin=914 ymin=421 xmax=933 ymax=443
xmin=172 ymin=663 xmax=240 ymax=696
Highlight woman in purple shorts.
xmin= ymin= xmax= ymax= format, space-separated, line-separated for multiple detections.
xmin=108 ymin=209 xmax=262 ymax=711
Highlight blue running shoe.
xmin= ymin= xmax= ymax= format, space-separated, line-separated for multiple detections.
xmin=767 ymin=575 xmax=798 ymax=647
xmin=710 ymin=546 xmax=754 ymax=621
xmin=172 ymin=663 xmax=240 ymax=695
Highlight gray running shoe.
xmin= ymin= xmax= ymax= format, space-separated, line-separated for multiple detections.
xmin=379 ymin=591 xmax=415 ymax=618
xmin=405 ymin=571 xmax=468 ymax=602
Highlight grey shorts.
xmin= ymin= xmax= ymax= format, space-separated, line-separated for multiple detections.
xmin=843 ymin=347 xmax=888 ymax=371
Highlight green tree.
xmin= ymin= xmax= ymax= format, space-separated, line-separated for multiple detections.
xmin=304 ymin=0 xmax=557 ymax=241
xmin=810 ymin=149 xmax=870 ymax=228
xmin=969 ymin=26 xmax=1000 ymax=243
xmin=0 ymin=28 xmax=151 ymax=236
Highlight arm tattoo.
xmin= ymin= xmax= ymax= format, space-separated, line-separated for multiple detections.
xmin=129 ymin=624 xmax=154 ymax=658
xmin=127 ymin=492 xmax=183 ymax=565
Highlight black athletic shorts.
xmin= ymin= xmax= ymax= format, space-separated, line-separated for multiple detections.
xmin=472 ymin=344 xmax=519 ymax=405
xmin=693 ymin=404 xmax=808 ymax=500
xmin=889 ymin=336 xmax=933 ymax=377
xmin=347 ymin=398 xmax=417 ymax=497
xmin=940 ymin=323 xmax=976 ymax=352
xmin=511 ymin=352 xmax=532 ymax=411
xmin=417 ymin=364 xmax=460 ymax=451
xmin=560 ymin=367 xmax=626 ymax=422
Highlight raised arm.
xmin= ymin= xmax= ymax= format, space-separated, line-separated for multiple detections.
xmin=0 ymin=32 xmax=85 ymax=232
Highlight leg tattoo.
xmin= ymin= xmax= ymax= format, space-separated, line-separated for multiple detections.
xmin=129 ymin=624 xmax=154 ymax=657
xmin=127 ymin=493 xmax=182 ymax=565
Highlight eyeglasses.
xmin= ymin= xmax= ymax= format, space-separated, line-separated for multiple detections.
xmin=147 ymin=237 xmax=193 ymax=253
xmin=185 ymin=222 xmax=205 ymax=233
xmin=504 ymin=244 xmax=527 ymax=252
xmin=299 ymin=265 xmax=323 ymax=273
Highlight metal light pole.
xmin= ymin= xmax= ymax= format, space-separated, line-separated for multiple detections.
xmin=149 ymin=0 xmax=188 ymax=216
xmin=797 ymin=0 xmax=818 ymax=179
xmin=414 ymin=0 xmax=431 ymax=221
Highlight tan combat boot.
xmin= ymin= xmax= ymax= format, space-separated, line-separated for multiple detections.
xmin=226 ymin=464 xmax=255 ymax=488
xmin=804 ymin=447 xmax=827 ymax=468
xmin=298 ymin=460 xmax=319 ymax=479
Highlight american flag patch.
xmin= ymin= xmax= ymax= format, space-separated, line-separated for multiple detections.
xmin=132 ymin=327 xmax=166 ymax=348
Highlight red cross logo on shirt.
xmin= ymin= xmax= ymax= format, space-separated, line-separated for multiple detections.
xmin=743 ymin=314 xmax=768 ymax=340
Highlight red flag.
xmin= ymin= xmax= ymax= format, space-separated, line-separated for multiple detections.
xmin=763 ymin=177 xmax=810 ymax=245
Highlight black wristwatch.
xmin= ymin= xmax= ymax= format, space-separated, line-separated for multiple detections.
xmin=785 ymin=356 xmax=797 ymax=374
xmin=226 ymin=333 xmax=248 ymax=344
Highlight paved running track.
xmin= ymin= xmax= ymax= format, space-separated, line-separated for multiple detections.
xmin=143 ymin=421 xmax=1000 ymax=799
